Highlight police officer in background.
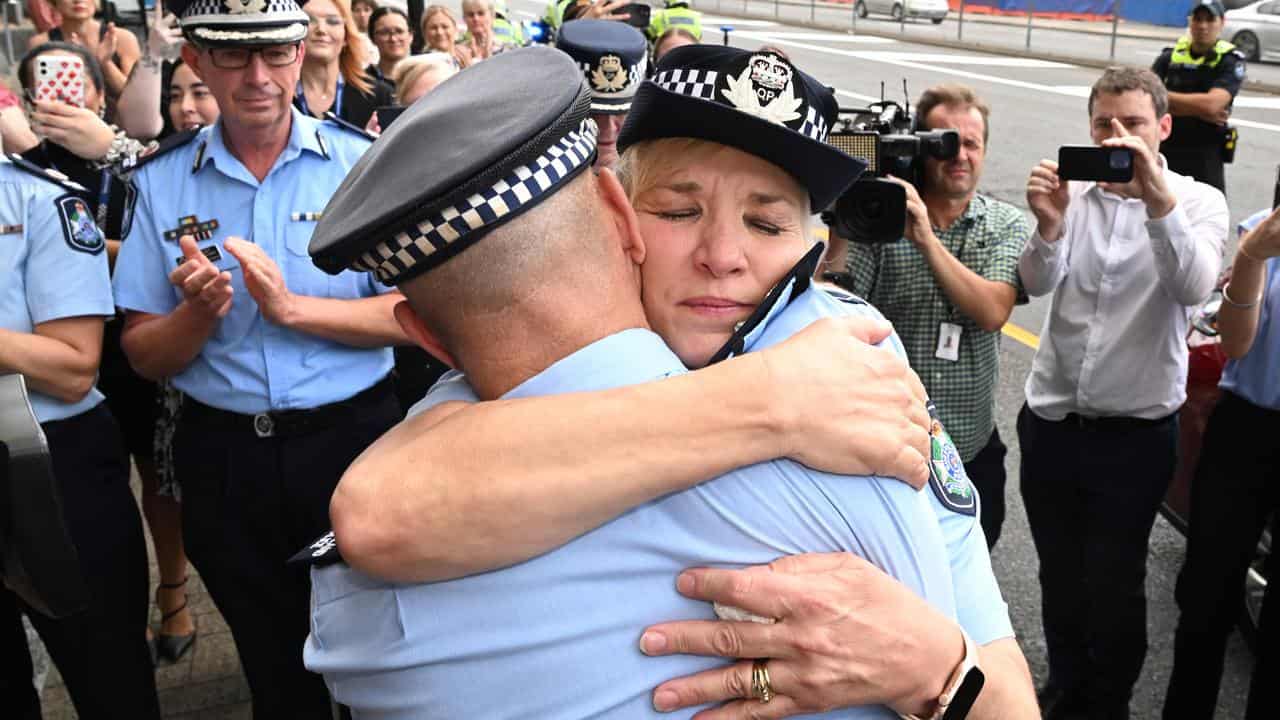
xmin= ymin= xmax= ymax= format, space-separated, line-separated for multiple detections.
xmin=111 ymin=0 xmax=406 ymax=715
xmin=0 ymin=156 xmax=160 ymax=718
xmin=1152 ymin=0 xmax=1245 ymax=193
xmin=648 ymin=0 xmax=702 ymax=43
xmin=557 ymin=19 xmax=646 ymax=168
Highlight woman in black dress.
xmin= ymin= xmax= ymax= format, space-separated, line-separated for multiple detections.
xmin=296 ymin=0 xmax=393 ymax=128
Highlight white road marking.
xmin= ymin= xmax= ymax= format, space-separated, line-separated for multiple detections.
xmin=734 ymin=30 xmax=1280 ymax=134
xmin=731 ymin=31 xmax=898 ymax=43
xmin=700 ymin=16 xmax=780 ymax=27
xmin=850 ymin=52 xmax=1071 ymax=67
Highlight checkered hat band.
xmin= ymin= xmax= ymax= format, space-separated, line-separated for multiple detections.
xmin=353 ymin=119 xmax=599 ymax=282
xmin=183 ymin=0 xmax=303 ymax=17
xmin=652 ymin=69 xmax=827 ymax=143
xmin=653 ymin=69 xmax=719 ymax=100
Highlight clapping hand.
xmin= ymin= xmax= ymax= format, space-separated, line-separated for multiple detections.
xmin=170 ymin=235 xmax=234 ymax=319
xmin=223 ymin=238 xmax=297 ymax=325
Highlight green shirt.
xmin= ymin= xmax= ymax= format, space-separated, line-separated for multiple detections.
xmin=845 ymin=194 xmax=1029 ymax=461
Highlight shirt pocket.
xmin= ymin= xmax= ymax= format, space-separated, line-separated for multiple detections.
xmin=282 ymin=220 xmax=331 ymax=297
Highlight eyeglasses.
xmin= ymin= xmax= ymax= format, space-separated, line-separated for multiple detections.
xmin=374 ymin=27 xmax=410 ymax=39
xmin=206 ymin=44 xmax=300 ymax=70
xmin=308 ymin=15 xmax=345 ymax=29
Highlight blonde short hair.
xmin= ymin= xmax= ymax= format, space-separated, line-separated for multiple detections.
xmin=392 ymin=53 xmax=458 ymax=104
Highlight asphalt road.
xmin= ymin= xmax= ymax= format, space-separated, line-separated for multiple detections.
xmin=510 ymin=2 xmax=1261 ymax=715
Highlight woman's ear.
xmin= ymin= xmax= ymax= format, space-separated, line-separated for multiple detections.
xmin=596 ymin=167 xmax=645 ymax=266
xmin=393 ymin=299 xmax=457 ymax=368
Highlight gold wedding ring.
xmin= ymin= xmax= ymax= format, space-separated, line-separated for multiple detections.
xmin=751 ymin=659 xmax=774 ymax=704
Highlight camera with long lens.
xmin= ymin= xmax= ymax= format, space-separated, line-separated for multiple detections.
xmin=822 ymin=98 xmax=960 ymax=244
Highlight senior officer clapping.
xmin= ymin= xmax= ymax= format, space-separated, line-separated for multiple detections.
xmin=110 ymin=0 xmax=406 ymax=715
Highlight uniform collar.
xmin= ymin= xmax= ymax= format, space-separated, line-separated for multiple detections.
xmin=195 ymin=108 xmax=331 ymax=178
xmin=502 ymin=328 xmax=684 ymax=399
xmin=707 ymin=243 xmax=824 ymax=364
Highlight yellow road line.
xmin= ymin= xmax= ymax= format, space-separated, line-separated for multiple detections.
xmin=1002 ymin=322 xmax=1040 ymax=350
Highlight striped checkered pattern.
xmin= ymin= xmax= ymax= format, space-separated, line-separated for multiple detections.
xmin=652 ymin=69 xmax=827 ymax=143
xmin=352 ymin=119 xmax=598 ymax=283
xmin=653 ymin=69 xmax=718 ymax=100
xmin=181 ymin=0 xmax=308 ymax=24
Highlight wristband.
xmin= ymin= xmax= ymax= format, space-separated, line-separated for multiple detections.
xmin=900 ymin=628 xmax=985 ymax=720
xmin=1222 ymin=283 xmax=1261 ymax=310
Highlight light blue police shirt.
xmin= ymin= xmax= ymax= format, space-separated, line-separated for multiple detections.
xmin=0 ymin=159 xmax=113 ymax=424
xmin=1218 ymin=208 xmax=1280 ymax=410
xmin=112 ymin=110 xmax=393 ymax=414
xmin=411 ymin=285 xmax=1014 ymax=646
xmin=307 ymin=327 xmax=958 ymax=719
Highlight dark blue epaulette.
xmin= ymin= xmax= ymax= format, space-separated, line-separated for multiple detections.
xmin=113 ymin=127 xmax=201 ymax=174
xmin=287 ymin=530 xmax=345 ymax=568
xmin=323 ymin=111 xmax=377 ymax=142
xmin=5 ymin=153 xmax=87 ymax=193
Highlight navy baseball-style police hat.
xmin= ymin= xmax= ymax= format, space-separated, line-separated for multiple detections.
xmin=166 ymin=0 xmax=311 ymax=47
xmin=309 ymin=47 xmax=597 ymax=285
xmin=1189 ymin=0 xmax=1226 ymax=17
xmin=556 ymin=19 xmax=647 ymax=115
xmin=618 ymin=44 xmax=865 ymax=211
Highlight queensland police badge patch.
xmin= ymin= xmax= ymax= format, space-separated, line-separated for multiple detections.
xmin=56 ymin=194 xmax=104 ymax=255
xmin=926 ymin=402 xmax=976 ymax=516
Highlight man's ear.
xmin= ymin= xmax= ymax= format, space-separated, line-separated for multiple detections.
xmin=596 ymin=167 xmax=645 ymax=266
xmin=1158 ymin=112 xmax=1173 ymax=143
xmin=393 ymin=299 xmax=457 ymax=368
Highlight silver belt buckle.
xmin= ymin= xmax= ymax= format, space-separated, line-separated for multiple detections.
xmin=253 ymin=413 xmax=275 ymax=438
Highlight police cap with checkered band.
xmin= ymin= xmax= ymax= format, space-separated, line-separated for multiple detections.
xmin=556 ymin=19 xmax=647 ymax=115
xmin=618 ymin=44 xmax=865 ymax=211
xmin=308 ymin=46 xmax=598 ymax=285
xmin=166 ymin=0 xmax=311 ymax=47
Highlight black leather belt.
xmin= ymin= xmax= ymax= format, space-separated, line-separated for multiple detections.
xmin=1060 ymin=411 xmax=1176 ymax=430
xmin=183 ymin=376 xmax=394 ymax=439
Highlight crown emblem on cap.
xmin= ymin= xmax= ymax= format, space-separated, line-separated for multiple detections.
xmin=226 ymin=0 xmax=268 ymax=15
xmin=591 ymin=55 xmax=628 ymax=93
xmin=720 ymin=53 xmax=803 ymax=127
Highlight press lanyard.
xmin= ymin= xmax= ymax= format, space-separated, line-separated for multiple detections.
xmin=296 ymin=77 xmax=344 ymax=118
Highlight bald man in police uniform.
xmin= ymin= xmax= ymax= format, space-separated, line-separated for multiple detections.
xmin=556 ymin=19 xmax=645 ymax=168
xmin=111 ymin=0 xmax=405 ymax=714
xmin=1153 ymin=0 xmax=1245 ymax=193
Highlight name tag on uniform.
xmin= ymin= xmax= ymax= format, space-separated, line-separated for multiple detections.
xmin=175 ymin=244 xmax=223 ymax=266
xmin=936 ymin=322 xmax=962 ymax=362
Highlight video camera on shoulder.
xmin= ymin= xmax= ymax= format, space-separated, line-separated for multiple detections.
xmin=822 ymin=86 xmax=959 ymax=244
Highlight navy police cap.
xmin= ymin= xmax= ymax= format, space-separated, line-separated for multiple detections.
xmin=618 ymin=44 xmax=865 ymax=212
xmin=556 ymin=19 xmax=647 ymax=115
xmin=166 ymin=0 xmax=311 ymax=47
xmin=309 ymin=47 xmax=597 ymax=285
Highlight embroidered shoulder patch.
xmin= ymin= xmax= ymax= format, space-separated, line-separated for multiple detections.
xmin=926 ymin=402 xmax=976 ymax=516
xmin=55 ymin=194 xmax=105 ymax=255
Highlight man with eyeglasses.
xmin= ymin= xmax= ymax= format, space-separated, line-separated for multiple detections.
xmin=111 ymin=0 xmax=406 ymax=715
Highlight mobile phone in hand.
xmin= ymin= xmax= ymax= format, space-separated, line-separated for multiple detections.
xmin=1272 ymin=164 xmax=1280 ymax=210
xmin=34 ymin=54 xmax=86 ymax=108
xmin=1057 ymin=145 xmax=1134 ymax=183
xmin=620 ymin=3 xmax=651 ymax=29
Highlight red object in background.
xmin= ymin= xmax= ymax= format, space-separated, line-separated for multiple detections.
xmin=1165 ymin=333 xmax=1229 ymax=532
xmin=0 ymin=80 xmax=21 ymax=110
xmin=946 ymin=0 xmax=1113 ymax=22
xmin=26 ymin=0 xmax=62 ymax=33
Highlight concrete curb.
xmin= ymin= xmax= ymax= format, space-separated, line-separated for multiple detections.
xmin=704 ymin=5 xmax=1280 ymax=94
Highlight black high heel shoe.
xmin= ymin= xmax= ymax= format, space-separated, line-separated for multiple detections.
xmin=155 ymin=577 xmax=197 ymax=663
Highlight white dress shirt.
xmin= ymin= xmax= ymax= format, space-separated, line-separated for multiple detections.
xmin=1019 ymin=160 xmax=1228 ymax=421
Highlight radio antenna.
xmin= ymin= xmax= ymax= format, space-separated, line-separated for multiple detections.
xmin=903 ymin=79 xmax=910 ymax=116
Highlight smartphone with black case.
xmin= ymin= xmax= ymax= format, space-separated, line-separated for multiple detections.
xmin=375 ymin=105 xmax=407 ymax=131
xmin=621 ymin=3 xmax=651 ymax=29
xmin=1272 ymin=164 xmax=1280 ymax=210
xmin=1057 ymin=145 xmax=1134 ymax=183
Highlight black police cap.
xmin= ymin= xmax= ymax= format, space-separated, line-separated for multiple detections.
xmin=556 ymin=19 xmax=648 ymax=115
xmin=1189 ymin=0 xmax=1226 ymax=18
xmin=309 ymin=47 xmax=597 ymax=285
xmin=166 ymin=0 xmax=311 ymax=47
xmin=618 ymin=44 xmax=865 ymax=211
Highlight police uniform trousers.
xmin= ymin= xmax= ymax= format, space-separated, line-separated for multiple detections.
xmin=173 ymin=377 xmax=399 ymax=719
xmin=0 ymin=403 xmax=160 ymax=719
xmin=1017 ymin=403 xmax=1178 ymax=717
xmin=963 ymin=427 xmax=1008 ymax=551
xmin=1164 ymin=145 xmax=1226 ymax=195
xmin=1164 ymin=390 xmax=1278 ymax=720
